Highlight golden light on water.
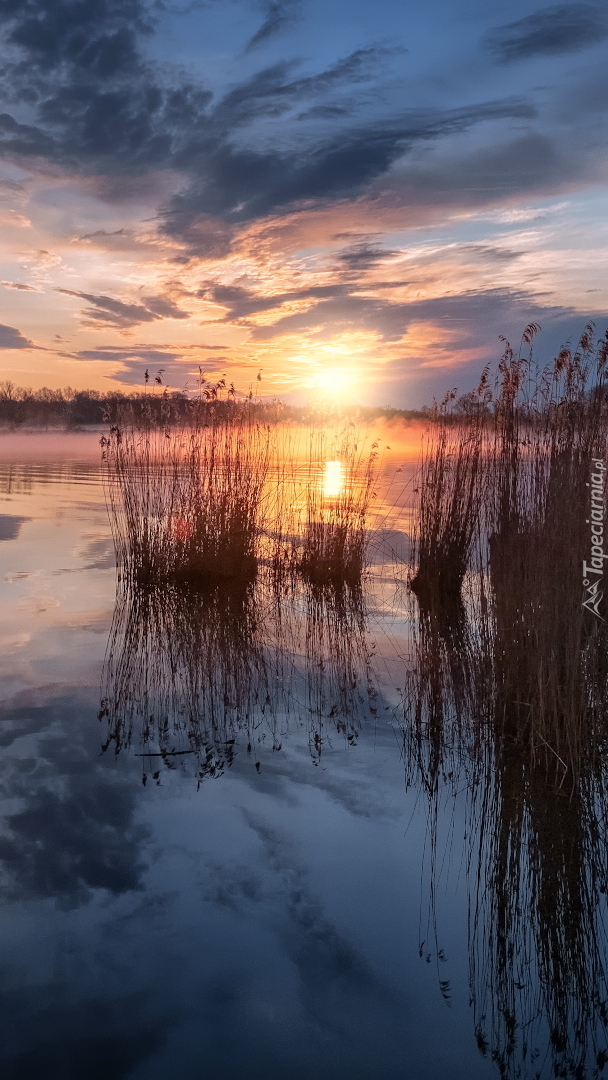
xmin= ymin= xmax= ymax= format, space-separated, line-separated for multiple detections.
xmin=322 ymin=460 xmax=344 ymax=498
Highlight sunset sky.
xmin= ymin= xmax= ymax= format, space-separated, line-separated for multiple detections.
xmin=0 ymin=0 xmax=607 ymax=406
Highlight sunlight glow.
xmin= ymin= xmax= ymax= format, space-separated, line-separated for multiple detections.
xmin=315 ymin=368 xmax=357 ymax=394
xmin=322 ymin=460 xmax=344 ymax=498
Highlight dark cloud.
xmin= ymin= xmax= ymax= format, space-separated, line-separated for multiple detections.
xmin=72 ymin=344 xmax=229 ymax=390
xmin=381 ymin=133 xmax=572 ymax=213
xmin=336 ymin=242 xmax=399 ymax=269
xmin=165 ymin=97 xmax=535 ymax=234
xmin=75 ymin=346 xmax=183 ymax=362
xmin=56 ymin=288 xmax=189 ymax=328
xmin=0 ymin=322 xmax=32 ymax=348
xmin=0 ymin=0 xmax=153 ymax=81
xmin=199 ymin=279 xmax=577 ymax=350
xmin=296 ymin=103 xmax=349 ymax=120
xmin=105 ymin=356 xmax=228 ymax=387
xmin=0 ymin=2 xmax=541 ymax=245
xmin=0 ymin=985 xmax=166 ymax=1080
xmin=248 ymin=284 xmax=577 ymax=348
xmin=245 ymin=0 xmax=301 ymax=52
xmin=0 ymin=280 xmax=38 ymax=290
xmin=459 ymin=243 xmax=524 ymax=263
xmin=0 ymin=691 xmax=150 ymax=907
xmin=140 ymin=294 xmax=189 ymax=319
xmin=484 ymin=4 xmax=608 ymax=62
xmin=202 ymin=280 xmax=352 ymax=319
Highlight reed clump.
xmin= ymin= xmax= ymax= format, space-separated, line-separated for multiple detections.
xmin=404 ymin=323 xmax=608 ymax=1080
xmin=297 ymin=420 xmax=379 ymax=587
xmin=102 ymin=396 xmax=272 ymax=588
xmin=103 ymin=395 xmax=384 ymax=592
xmin=409 ymin=370 xmax=490 ymax=603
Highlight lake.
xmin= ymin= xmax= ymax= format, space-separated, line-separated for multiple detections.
xmin=0 ymin=428 xmax=603 ymax=1080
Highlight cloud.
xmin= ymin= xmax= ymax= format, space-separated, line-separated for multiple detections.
xmin=0 ymin=985 xmax=166 ymax=1080
xmin=75 ymin=346 xmax=184 ymax=363
xmin=1 ymin=0 xmax=153 ymax=81
xmin=164 ymin=97 xmax=536 ymax=235
xmin=0 ymin=690 xmax=151 ymax=907
xmin=0 ymin=323 xmax=33 ymax=348
xmin=245 ymin=0 xmax=302 ymax=51
xmin=0 ymin=281 xmax=38 ymax=291
xmin=378 ymin=133 xmax=579 ymax=215
xmin=335 ymin=241 xmax=400 ymax=269
xmin=0 ymin=3 xmax=539 ymax=244
xmin=56 ymin=288 xmax=189 ymax=329
xmin=68 ymin=344 xmax=227 ymax=388
xmin=484 ymin=4 xmax=608 ymax=63
xmin=201 ymin=281 xmax=352 ymax=320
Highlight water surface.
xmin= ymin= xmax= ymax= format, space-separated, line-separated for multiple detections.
xmin=2 ymin=429 xmax=597 ymax=1080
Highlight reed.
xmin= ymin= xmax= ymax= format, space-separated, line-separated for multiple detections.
xmin=409 ymin=370 xmax=490 ymax=603
xmin=404 ymin=328 xmax=608 ymax=1078
xmin=297 ymin=420 xmax=380 ymax=587
xmin=102 ymin=398 xmax=272 ymax=588
xmin=486 ymin=325 xmax=608 ymax=767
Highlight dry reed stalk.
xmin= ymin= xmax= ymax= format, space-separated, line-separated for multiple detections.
xmin=297 ymin=420 xmax=380 ymax=587
xmin=102 ymin=403 xmax=272 ymax=587
xmin=404 ymin=326 xmax=608 ymax=1080
xmin=410 ymin=370 xmax=490 ymax=604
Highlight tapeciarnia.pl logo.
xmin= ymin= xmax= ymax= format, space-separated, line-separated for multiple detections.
xmin=582 ymin=458 xmax=606 ymax=619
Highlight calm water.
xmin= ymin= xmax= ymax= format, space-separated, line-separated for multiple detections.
xmin=0 ymin=430 xmax=603 ymax=1080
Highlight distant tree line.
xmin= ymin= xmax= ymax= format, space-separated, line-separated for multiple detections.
xmin=0 ymin=380 xmax=428 ymax=428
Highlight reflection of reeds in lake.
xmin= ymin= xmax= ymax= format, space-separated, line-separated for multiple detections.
xmin=405 ymin=585 xmax=608 ymax=1079
xmin=405 ymin=327 xmax=608 ymax=1078
xmin=99 ymin=581 xmax=278 ymax=783
xmin=301 ymin=581 xmax=376 ymax=763
xmin=100 ymin=569 xmax=379 ymax=782
xmin=470 ymin=735 xmax=608 ymax=1080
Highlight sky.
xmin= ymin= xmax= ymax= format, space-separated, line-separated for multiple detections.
xmin=0 ymin=0 xmax=607 ymax=407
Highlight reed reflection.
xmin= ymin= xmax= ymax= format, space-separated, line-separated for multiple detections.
xmin=100 ymin=570 xmax=378 ymax=783
xmin=406 ymin=326 xmax=608 ymax=1079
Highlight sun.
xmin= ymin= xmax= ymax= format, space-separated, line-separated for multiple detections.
xmin=315 ymin=368 xmax=357 ymax=394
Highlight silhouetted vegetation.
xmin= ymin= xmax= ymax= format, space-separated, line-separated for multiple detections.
xmin=406 ymin=323 xmax=608 ymax=1078
xmin=103 ymin=383 xmax=384 ymax=590
xmin=0 ymin=378 xmax=427 ymax=429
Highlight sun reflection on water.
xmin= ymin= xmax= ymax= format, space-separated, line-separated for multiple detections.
xmin=322 ymin=460 xmax=343 ymax=498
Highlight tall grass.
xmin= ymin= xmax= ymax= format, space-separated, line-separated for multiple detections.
xmin=410 ymin=370 xmax=490 ymax=603
xmin=298 ymin=420 xmax=380 ymax=587
xmin=103 ymin=401 xmax=383 ymax=590
xmin=404 ymin=323 xmax=608 ymax=1079
xmin=102 ymin=400 xmax=272 ymax=587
